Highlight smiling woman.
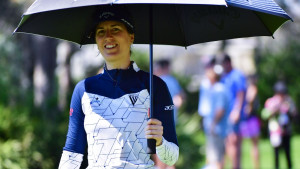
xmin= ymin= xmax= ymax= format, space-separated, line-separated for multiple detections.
xmin=58 ymin=6 xmax=179 ymax=169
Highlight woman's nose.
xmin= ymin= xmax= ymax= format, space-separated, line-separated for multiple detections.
xmin=104 ymin=30 xmax=112 ymax=38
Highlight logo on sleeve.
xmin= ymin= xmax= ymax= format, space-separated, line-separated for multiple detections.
xmin=164 ymin=105 xmax=175 ymax=111
xmin=129 ymin=94 xmax=138 ymax=106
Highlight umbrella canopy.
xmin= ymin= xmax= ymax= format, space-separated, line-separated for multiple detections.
xmin=14 ymin=0 xmax=291 ymax=46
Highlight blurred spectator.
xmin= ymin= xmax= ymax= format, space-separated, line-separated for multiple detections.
xmin=240 ymin=75 xmax=260 ymax=169
xmin=153 ymin=59 xmax=185 ymax=169
xmin=220 ymin=54 xmax=247 ymax=169
xmin=198 ymin=59 xmax=230 ymax=169
xmin=262 ymin=81 xmax=298 ymax=169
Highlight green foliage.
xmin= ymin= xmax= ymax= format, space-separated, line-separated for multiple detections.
xmin=174 ymin=74 xmax=199 ymax=115
xmin=131 ymin=49 xmax=149 ymax=71
xmin=0 ymin=34 xmax=23 ymax=105
xmin=0 ymin=105 xmax=34 ymax=169
xmin=0 ymin=100 xmax=69 ymax=169
xmin=175 ymin=112 xmax=205 ymax=169
xmin=0 ymin=33 xmax=67 ymax=169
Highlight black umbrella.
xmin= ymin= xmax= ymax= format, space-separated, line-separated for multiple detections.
xmin=14 ymin=0 xmax=292 ymax=154
xmin=15 ymin=0 xmax=292 ymax=46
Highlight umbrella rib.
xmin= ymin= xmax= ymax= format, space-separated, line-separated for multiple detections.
xmin=175 ymin=6 xmax=188 ymax=48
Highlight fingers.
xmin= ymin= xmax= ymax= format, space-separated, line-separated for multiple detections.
xmin=147 ymin=118 xmax=162 ymax=126
xmin=145 ymin=118 xmax=163 ymax=146
xmin=145 ymin=119 xmax=163 ymax=137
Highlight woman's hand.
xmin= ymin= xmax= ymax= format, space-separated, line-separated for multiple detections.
xmin=145 ymin=118 xmax=163 ymax=146
xmin=229 ymin=109 xmax=241 ymax=124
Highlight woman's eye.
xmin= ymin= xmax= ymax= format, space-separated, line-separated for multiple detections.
xmin=112 ymin=28 xmax=120 ymax=33
xmin=96 ymin=30 xmax=105 ymax=35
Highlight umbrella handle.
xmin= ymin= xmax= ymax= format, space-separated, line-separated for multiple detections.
xmin=147 ymin=109 xmax=156 ymax=154
xmin=147 ymin=138 xmax=156 ymax=154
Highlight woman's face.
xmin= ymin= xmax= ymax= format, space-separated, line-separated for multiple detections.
xmin=95 ymin=20 xmax=134 ymax=65
xmin=205 ymin=67 xmax=218 ymax=82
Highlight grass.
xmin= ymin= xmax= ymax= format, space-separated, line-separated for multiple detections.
xmin=238 ymin=135 xmax=300 ymax=169
xmin=174 ymin=112 xmax=300 ymax=169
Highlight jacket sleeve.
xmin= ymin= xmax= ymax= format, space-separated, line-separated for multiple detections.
xmin=59 ymin=80 xmax=87 ymax=168
xmin=156 ymin=137 xmax=179 ymax=166
xmin=153 ymin=76 xmax=179 ymax=165
xmin=58 ymin=151 xmax=83 ymax=169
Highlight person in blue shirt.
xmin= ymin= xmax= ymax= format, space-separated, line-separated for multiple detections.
xmin=220 ymin=54 xmax=246 ymax=169
xmin=198 ymin=59 xmax=229 ymax=169
xmin=58 ymin=6 xmax=179 ymax=169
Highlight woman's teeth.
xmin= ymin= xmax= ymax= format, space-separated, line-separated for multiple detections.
xmin=105 ymin=44 xmax=117 ymax=49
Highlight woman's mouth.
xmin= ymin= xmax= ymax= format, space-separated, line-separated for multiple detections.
xmin=105 ymin=44 xmax=117 ymax=49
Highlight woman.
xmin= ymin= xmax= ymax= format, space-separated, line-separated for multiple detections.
xmin=262 ymin=81 xmax=297 ymax=169
xmin=58 ymin=6 xmax=179 ymax=169
xmin=240 ymin=75 xmax=260 ymax=169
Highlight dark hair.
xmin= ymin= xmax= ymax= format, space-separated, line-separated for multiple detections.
xmin=156 ymin=59 xmax=170 ymax=69
xmin=221 ymin=54 xmax=231 ymax=63
xmin=205 ymin=57 xmax=216 ymax=68
xmin=274 ymin=81 xmax=287 ymax=94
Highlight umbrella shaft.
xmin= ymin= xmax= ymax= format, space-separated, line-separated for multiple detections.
xmin=149 ymin=43 xmax=153 ymax=118
xmin=149 ymin=4 xmax=153 ymax=119
xmin=147 ymin=4 xmax=156 ymax=155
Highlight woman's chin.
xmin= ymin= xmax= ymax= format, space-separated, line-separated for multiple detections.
xmin=103 ymin=51 xmax=119 ymax=59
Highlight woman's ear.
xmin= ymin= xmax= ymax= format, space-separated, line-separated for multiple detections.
xmin=130 ymin=34 xmax=135 ymax=44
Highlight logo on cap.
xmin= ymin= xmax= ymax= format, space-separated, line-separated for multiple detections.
xmin=99 ymin=11 xmax=115 ymax=20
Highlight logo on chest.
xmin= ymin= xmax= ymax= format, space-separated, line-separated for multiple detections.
xmin=129 ymin=94 xmax=139 ymax=106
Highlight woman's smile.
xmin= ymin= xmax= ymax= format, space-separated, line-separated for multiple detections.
xmin=105 ymin=44 xmax=118 ymax=49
